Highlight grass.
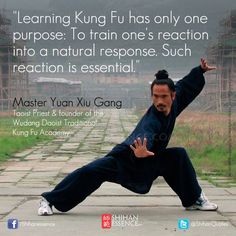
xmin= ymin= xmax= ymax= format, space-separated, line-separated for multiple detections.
xmin=0 ymin=112 xmax=86 ymax=162
xmin=170 ymin=111 xmax=236 ymax=178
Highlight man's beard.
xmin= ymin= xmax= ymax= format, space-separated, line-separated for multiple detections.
xmin=156 ymin=105 xmax=166 ymax=111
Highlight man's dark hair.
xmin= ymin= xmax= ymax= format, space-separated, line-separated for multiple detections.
xmin=151 ymin=70 xmax=175 ymax=95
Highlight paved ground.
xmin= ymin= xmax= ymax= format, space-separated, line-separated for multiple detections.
xmin=0 ymin=109 xmax=236 ymax=236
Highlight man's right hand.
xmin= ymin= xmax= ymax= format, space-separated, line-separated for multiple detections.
xmin=130 ymin=137 xmax=155 ymax=158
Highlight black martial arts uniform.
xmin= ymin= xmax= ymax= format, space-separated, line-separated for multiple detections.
xmin=42 ymin=66 xmax=205 ymax=212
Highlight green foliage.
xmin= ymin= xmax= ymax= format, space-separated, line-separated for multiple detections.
xmin=170 ymin=113 xmax=236 ymax=177
xmin=0 ymin=114 xmax=85 ymax=162
xmin=0 ymin=117 xmax=51 ymax=161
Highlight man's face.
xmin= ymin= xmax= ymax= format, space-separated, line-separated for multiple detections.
xmin=152 ymin=84 xmax=176 ymax=116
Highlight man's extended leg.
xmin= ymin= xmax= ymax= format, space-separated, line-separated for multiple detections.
xmin=40 ymin=155 xmax=119 ymax=213
xmin=157 ymin=147 xmax=217 ymax=210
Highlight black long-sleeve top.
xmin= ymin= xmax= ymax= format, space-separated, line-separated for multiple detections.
xmin=106 ymin=66 xmax=205 ymax=193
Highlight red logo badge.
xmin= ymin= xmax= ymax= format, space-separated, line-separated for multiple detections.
xmin=101 ymin=214 xmax=112 ymax=229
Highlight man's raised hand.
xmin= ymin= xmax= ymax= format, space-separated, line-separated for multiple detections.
xmin=200 ymin=58 xmax=217 ymax=72
xmin=130 ymin=137 xmax=155 ymax=158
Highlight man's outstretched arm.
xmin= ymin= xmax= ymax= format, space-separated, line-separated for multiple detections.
xmin=175 ymin=58 xmax=216 ymax=116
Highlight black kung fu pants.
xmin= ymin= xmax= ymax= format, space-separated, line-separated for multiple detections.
xmin=42 ymin=147 xmax=202 ymax=212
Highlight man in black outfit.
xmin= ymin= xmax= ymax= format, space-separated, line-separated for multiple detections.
xmin=38 ymin=58 xmax=218 ymax=215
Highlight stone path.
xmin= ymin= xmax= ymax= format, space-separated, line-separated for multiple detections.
xmin=0 ymin=109 xmax=236 ymax=235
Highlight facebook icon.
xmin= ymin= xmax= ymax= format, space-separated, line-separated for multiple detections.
xmin=7 ymin=219 xmax=19 ymax=229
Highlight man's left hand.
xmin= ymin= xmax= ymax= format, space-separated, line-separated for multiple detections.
xmin=200 ymin=58 xmax=217 ymax=72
